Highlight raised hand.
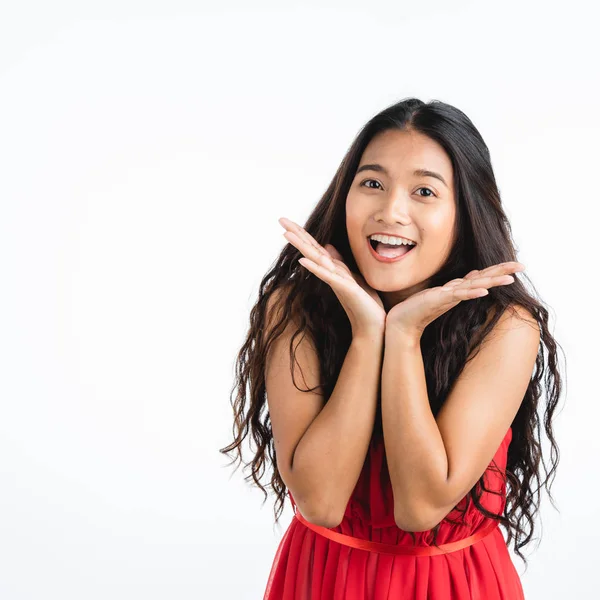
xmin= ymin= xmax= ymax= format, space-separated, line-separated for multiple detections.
xmin=279 ymin=217 xmax=386 ymax=339
xmin=386 ymin=261 xmax=527 ymax=340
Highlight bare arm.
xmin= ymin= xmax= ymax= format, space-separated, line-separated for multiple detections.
xmin=382 ymin=306 xmax=539 ymax=532
xmin=270 ymin=217 xmax=388 ymax=528
xmin=265 ymin=284 xmax=385 ymax=530
xmin=381 ymin=331 xmax=447 ymax=531
xmin=290 ymin=333 xmax=384 ymax=527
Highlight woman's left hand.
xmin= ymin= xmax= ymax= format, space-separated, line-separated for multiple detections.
xmin=386 ymin=261 xmax=526 ymax=340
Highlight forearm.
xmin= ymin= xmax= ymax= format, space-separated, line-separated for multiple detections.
xmin=381 ymin=330 xmax=447 ymax=530
xmin=292 ymin=332 xmax=384 ymax=527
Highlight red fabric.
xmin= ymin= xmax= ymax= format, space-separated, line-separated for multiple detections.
xmin=263 ymin=426 xmax=525 ymax=599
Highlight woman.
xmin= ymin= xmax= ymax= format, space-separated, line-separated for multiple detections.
xmin=220 ymin=97 xmax=563 ymax=599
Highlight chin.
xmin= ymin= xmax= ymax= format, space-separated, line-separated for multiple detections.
xmin=368 ymin=269 xmax=431 ymax=296
xmin=363 ymin=271 xmax=409 ymax=293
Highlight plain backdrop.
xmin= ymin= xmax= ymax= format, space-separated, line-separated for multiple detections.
xmin=1 ymin=1 xmax=597 ymax=598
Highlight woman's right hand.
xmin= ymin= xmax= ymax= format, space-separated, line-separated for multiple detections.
xmin=279 ymin=217 xmax=386 ymax=339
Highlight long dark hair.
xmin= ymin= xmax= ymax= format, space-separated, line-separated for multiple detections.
xmin=219 ymin=97 xmax=564 ymax=568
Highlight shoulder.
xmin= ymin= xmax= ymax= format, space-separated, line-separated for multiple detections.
xmin=492 ymin=303 xmax=540 ymax=338
xmin=468 ymin=303 xmax=540 ymax=361
xmin=263 ymin=283 xmax=314 ymax=353
xmin=263 ymin=282 xmax=300 ymax=333
xmin=483 ymin=304 xmax=541 ymax=368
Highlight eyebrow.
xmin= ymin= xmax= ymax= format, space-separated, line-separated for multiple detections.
xmin=355 ymin=163 xmax=449 ymax=189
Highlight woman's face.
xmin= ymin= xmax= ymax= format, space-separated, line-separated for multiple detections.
xmin=345 ymin=128 xmax=457 ymax=310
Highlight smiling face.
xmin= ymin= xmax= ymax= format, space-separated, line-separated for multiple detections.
xmin=345 ymin=128 xmax=457 ymax=310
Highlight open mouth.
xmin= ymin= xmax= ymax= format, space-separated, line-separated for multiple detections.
xmin=368 ymin=237 xmax=417 ymax=262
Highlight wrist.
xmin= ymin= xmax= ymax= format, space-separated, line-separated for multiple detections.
xmin=384 ymin=325 xmax=422 ymax=348
xmin=352 ymin=328 xmax=386 ymax=346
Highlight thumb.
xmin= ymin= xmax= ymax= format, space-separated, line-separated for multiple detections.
xmin=324 ymin=243 xmax=344 ymax=261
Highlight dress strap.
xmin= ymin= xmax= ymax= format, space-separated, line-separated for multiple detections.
xmin=294 ymin=510 xmax=499 ymax=557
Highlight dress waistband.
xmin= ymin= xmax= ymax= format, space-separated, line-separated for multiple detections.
xmin=294 ymin=510 xmax=499 ymax=556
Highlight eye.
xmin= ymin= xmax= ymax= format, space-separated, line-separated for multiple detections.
xmin=359 ymin=178 xmax=382 ymax=190
xmin=359 ymin=179 xmax=437 ymax=198
xmin=416 ymin=187 xmax=436 ymax=198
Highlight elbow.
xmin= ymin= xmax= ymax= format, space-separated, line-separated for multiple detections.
xmin=394 ymin=504 xmax=438 ymax=533
xmin=394 ymin=515 xmax=423 ymax=532
xmin=393 ymin=505 xmax=413 ymax=531
xmin=313 ymin=513 xmax=344 ymax=529
xmin=394 ymin=515 xmax=434 ymax=533
xmin=296 ymin=495 xmax=345 ymax=529
xmin=285 ymin=475 xmax=345 ymax=529
xmin=301 ymin=506 xmax=344 ymax=529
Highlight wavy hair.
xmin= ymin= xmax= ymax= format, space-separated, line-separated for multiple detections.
xmin=219 ymin=97 xmax=565 ymax=568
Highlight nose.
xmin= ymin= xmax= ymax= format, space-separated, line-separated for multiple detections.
xmin=373 ymin=190 xmax=411 ymax=225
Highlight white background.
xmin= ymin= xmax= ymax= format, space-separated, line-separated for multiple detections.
xmin=1 ymin=1 xmax=597 ymax=598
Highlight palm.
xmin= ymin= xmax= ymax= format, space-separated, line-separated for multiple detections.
xmin=324 ymin=244 xmax=385 ymax=311
xmin=387 ymin=286 xmax=435 ymax=326
xmin=278 ymin=217 xmax=387 ymax=335
xmin=385 ymin=263 xmax=524 ymax=337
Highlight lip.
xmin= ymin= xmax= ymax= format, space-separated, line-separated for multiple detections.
xmin=368 ymin=232 xmax=417 ymax=245
xmin=367 ymin=238 xmax=416 ymax=263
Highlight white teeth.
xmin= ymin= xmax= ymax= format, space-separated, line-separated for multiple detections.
xmin=369 ymin=234 xmax=416 ymax=246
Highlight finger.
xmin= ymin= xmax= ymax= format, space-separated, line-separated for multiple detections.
xmin=455 ymin=287 xmax=490 ymax=299
xmin=463 ymin=273 xmax=515 ymax=288
xmin=446 ymin=276 xmax=513 ymax=299
xmin=284 ymin=231 xmax=337 ymax=271
xmin=323 ymin=245 xmax=355 ymax=278
xmin=324 ymin=257 xmax=355 ymax=280
xmin=441 ymin=285 xmax=490 ymax=301
xmin=283 ymin=227 xmax=335 ymax=266
xmin=284 ymin=230 xmax=354 ymax=282
xmin=320 ymin=253 xmax=374 ymax=289
xmin=444 ymin=278 xmax=466 ymax=287
xmin=463 ymin=262 xmax=524 ymax=283
xmin=298 ymin=256 xmax=347 ymax=286
xmin=472 ymin=261 xmax=525 ymax=278
xmin=324 ymin=243 xmax=344 ymax=261
xmin=279 ymin=218 xmax=332 ymax=259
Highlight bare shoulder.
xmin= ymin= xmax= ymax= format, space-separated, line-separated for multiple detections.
xmin=264 ymin=282 xmax=296 ymax=327
xmin=491 ymin=303 xmax=540 ymax=337
xmin=428 ymin=302 xmax=540 ymax=528
xmin=467 ymin=302 xmax=539 ymax=361
xmin=263 ymin=283 xmax=312 ymax=355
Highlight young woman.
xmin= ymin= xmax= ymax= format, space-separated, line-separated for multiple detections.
xmin=220 ymin=98 xmax=563 ymax=599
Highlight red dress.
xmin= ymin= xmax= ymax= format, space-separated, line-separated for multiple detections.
xmin=263 ymin=426 xmax=525 ymax=599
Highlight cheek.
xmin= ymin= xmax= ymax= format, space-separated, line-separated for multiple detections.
xmin=424 ymin=209 xmax=455 ymax=241
xmin=345 ymin=203 xmax=364 ymax=238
